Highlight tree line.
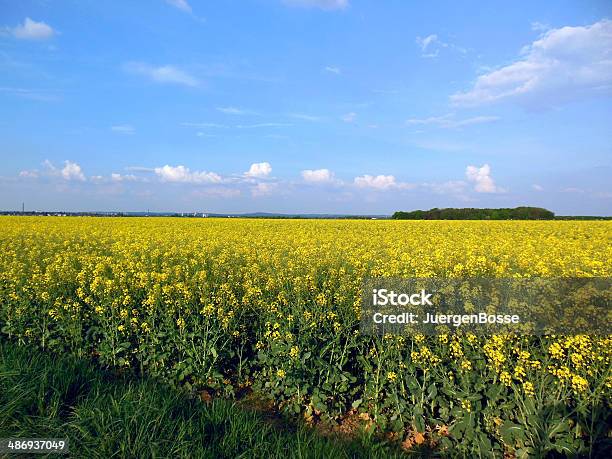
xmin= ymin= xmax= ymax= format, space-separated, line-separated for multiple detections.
xmin=392 ymin=207 xmax=555 ymax=220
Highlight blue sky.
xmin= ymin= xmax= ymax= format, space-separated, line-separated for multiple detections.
xmin=1 ymin=0 xmax=611 ymax=215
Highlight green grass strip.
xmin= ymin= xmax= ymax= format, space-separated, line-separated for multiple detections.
xmin=0 ymin=340 xmax=404 ymax=458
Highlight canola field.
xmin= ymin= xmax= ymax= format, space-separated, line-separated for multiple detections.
xmin=0 ymin=217 xmax=610 ymax=455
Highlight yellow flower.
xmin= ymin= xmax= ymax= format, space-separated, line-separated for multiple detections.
xmin=571 ymin=374 xmax=588 ymax=392
xmin=549 ymin=342 xmax=565 ymax=359
xmin=290 ymin=346 xmax=299 ymax=359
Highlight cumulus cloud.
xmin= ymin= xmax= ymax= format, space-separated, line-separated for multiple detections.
xmin=282 ymin=0 xmax=348 ymax=10
xmin=354 ymin=174 xmax=413 ymax=191
xmin=301 ymin=168 xmax=335 ymax=183
xmin=406 ymin=113 xmax=499 ymax=128
xmin=451 ymin=19 xmax=612 ymax=108
xmin=165 ymin=0 xmax=192 ymax=13
xmin=251 ymin=182 xmax=276 ymax=197
xmin=125 ymin=62 xmax=199 ymax=87
xmin=111 ymin=125 xmax=135 ymax=134
xmin=11 ymin=18 xmax=55 ymax=40
xmin=154 ymin=165 xmax=222 ymax=183
xmin=245 ymin=162 xmax=272 ymax=178
xmin=60 ymin=161 xmax=86 ymax=181
xmin=33 ymin=160 xmax=86 ymax=181
xmin=324 ymin=66 xmax=341 ymax=74
xmin=532 ymin=184 xmax=544 ymax=191
xmin=465 ymin=164 xmax=503 ymax=193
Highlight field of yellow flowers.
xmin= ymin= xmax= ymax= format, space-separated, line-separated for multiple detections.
xmin=0 ymin=217 xmax=610 ymax=456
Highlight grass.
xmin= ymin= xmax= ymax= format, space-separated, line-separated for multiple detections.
xmin=0 ymin=340 xmax=410 ymax=458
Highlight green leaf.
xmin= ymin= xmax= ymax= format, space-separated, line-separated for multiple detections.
xmin=500 ymin=421 xmax=525 ymax=444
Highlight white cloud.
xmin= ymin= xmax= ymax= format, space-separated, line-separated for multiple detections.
xmin=251 ymin=182 xmax=277 ymax=197
xmin=301 ymin=168 xmax=335 ymax=183
xmin=416 ymin=34 xmax=440 ymax=57
xmin=324 ymin=66 xmax=341 ymax=74
xmin=341 ymin=112 xmax=356 ymax=123
xmin=282 ymin=0 xmax=348 ymax=10
xmin=0 ymin=87 xmax=61 ymax=102
xmin=42 ymin=159 xmax=56 ymax=172
xmin=465 ymin=164 xmax=503 ymax=193
xmin=60 ymin=161 xmax=86 ymax=181
xmin=19 ymin=170 xmax=39 ymax=178
xmin=32 ymin=160 xmax=85 ymax=181
xmin=236 ymin=123 xmax=292 ymax=128
xmin=165 ymin=0 xmax=192 ymax=13
xmin=154 ymin=165 xmax=222 ymax=183
xmin=183 ymin=120 xmax=289 ymax=129
xmin=125 ymin=62 xmax=199 ymax=87
xmin=288 ymin=113 xmax=321 ymax=121
xmin=532 ymin=184 xmax=544 ymax=191
xmin=125 ymin=166 xmax=155 ymax=173
xmin=245 ymin=162 xmax=272 ymax=178
xmin=11 ymin=18 xmax=55 ymax=40
xmin=111 ymin=173 xmax=138 ymax=182
xmin=354 ymin=174 xmax=413 ymax=191
xmin=406 ymin=113 xmax=499 ymax=128
xmin=217 ymin=106 xmax=256 ymax=115
xmin=181 ymin=122 xmax=228 ymax=128
xmin=531 ymin=21 xmax=549 ymax=32
xmin=415 ymin=34 xmax=466 ymax=58
xmin=451 ymin=19 xmax=612 ymax=107
xmin=111 ymin=125 xmax=135 ymax=134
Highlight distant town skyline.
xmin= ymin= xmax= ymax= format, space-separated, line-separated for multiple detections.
xmin=1 ymin=1 xmax=611 ymax=215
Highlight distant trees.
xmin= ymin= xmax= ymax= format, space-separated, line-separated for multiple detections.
xmin=391 ymin=207 xmax=555 ymax=220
